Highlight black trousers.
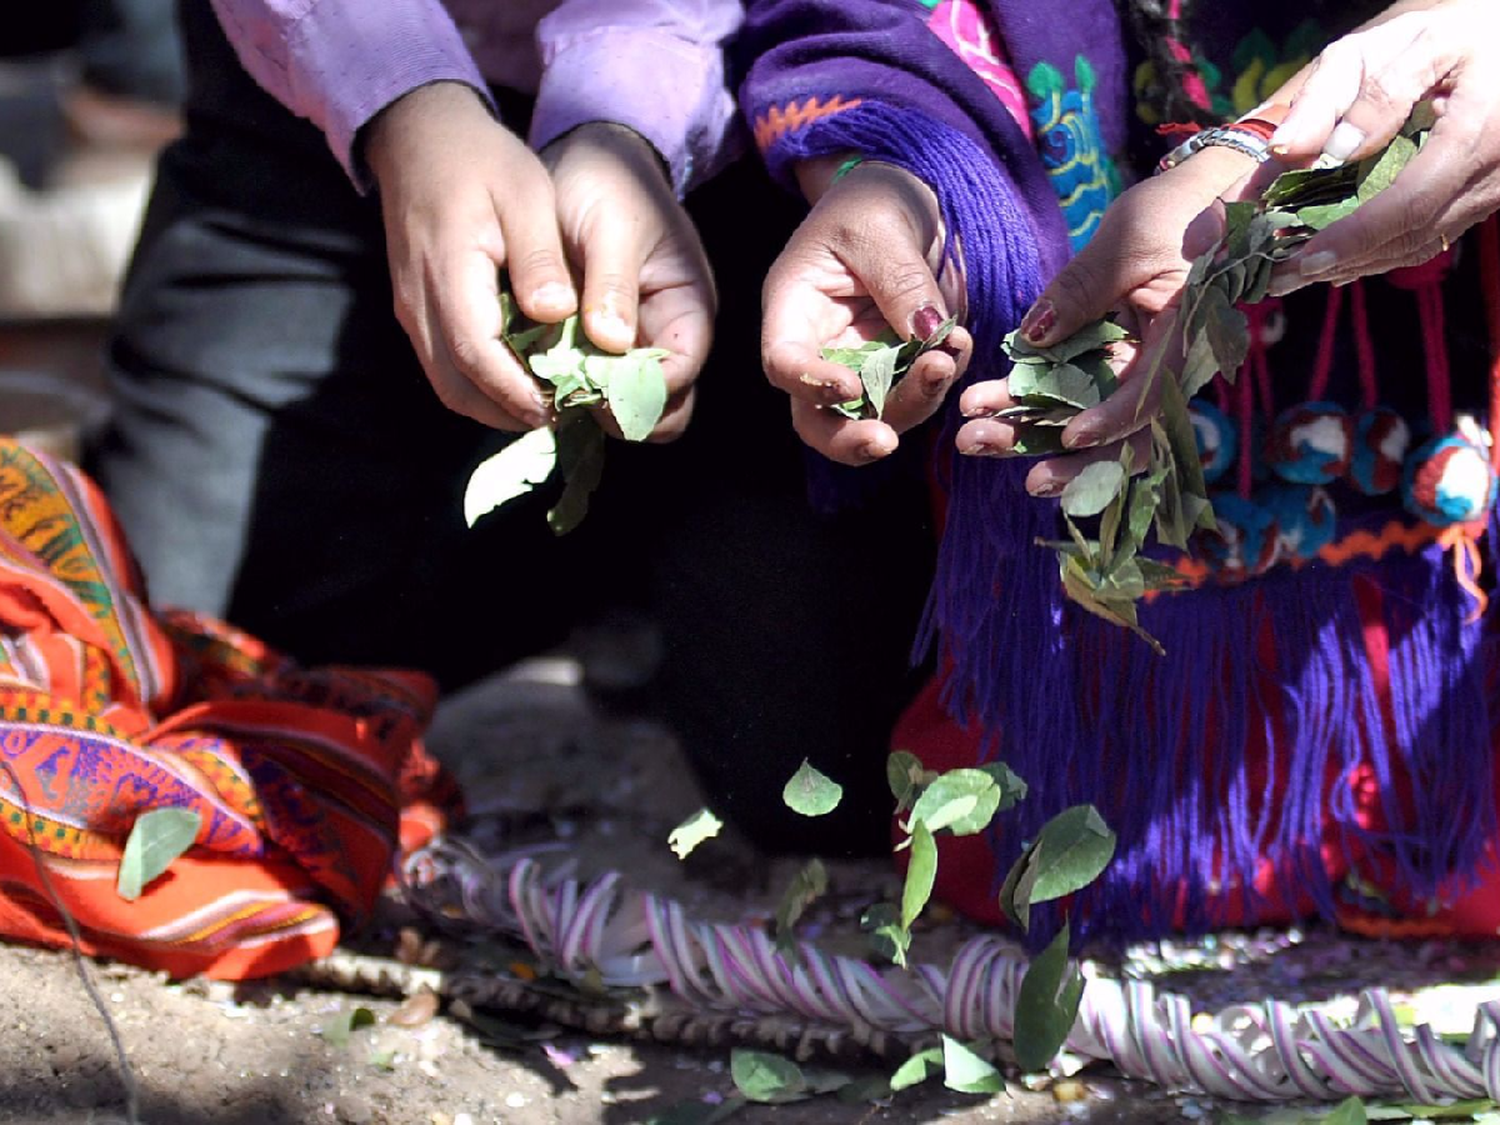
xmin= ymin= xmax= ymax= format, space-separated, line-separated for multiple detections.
xmin=88 ymin=1 xmax=937 ymax=854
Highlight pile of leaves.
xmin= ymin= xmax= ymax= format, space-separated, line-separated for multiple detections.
xmin=1001 ymin=112 xmax=1431 ymax=649
xmin=463 ymin=290 xmax=671 ymax=535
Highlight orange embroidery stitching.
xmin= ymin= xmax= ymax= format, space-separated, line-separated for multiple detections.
xmin=753 ymin=96 xmax=864 ymax=150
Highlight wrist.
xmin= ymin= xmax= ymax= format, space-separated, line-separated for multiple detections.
xmin=364 ymin=81 xmax=494 ymax=186
xmin=543 ymin=122 xmax=672 ymax=189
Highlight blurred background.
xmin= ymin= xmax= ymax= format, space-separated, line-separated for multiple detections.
xmin=0 ymin=0 xmax=182 ymax=455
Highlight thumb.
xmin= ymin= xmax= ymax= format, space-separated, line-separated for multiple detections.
xmin=1016 ymin=225 xmax=1132 ymax=349
xmin=576 ymin=218 xmax=643 ymax=354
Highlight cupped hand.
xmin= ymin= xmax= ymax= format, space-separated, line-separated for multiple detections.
xmin=957 ymin=148 xmax=1259 ymax=496
xmin=366 ymin=81 xmax=577 ymax=430
xmin=1267 ymin=0 xmax=1500 ymax=289
xmin=761 ymin=158 xmax=973 ymax=466
xmin=542 ymin=123 xmax=715 ymax=442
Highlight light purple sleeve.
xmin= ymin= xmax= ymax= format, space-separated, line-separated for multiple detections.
xmin=530 ymin=0 xmax=746 ymax=196
xmin=208 ymin=0 xmax=493 ymax=186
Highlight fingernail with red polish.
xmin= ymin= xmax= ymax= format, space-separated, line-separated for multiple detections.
xmin=1064 ymin=426 xmax=1100 ymax=450
xmin=922 ymin=373 xmax=950 ymax=398
xmin=911 ymin=304 xmax=944 ymax=340
xmin=1020 ymin=299 xmax=1055 ymax=344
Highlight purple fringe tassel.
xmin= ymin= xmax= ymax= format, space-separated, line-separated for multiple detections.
xmin=765 ymin=101 xmax=1497 ymax=948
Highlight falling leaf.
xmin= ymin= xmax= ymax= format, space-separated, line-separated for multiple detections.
xmin=909 ymin=769 xmax=1003 ymax=836
xmin=117 ymin=807 xmax=201 ymax=901
xmin=901 ymin=822 xmax=938 ymax=932
xmin=730 ymin=1050 xmax=808 ymax=1104
xmin=782 ymin=760 xmax=844 ymax=817
xmin=1012 ymin=921 xmax=1085 ymax=1072
xmin=774 ymin=858 xmax=828 ymax=952
xmin=668 ymin=808 xmax=723 ymax=859
xmin=322 ymin=1005 xmax=376 ymax=1049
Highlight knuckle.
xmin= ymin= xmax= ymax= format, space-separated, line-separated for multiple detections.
xmin=510 ymin=245 xmax=567 ymax=284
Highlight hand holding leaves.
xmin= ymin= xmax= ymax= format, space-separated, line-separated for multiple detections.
xmin=462 ymin=288 xmax=674 ymax=535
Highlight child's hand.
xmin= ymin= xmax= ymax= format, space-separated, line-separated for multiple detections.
xmin=543 ymin=123 xmax=714 ymax=442
xmin=761 ymin=160 xmax=972 ymax=466
xmin=365 ymin=82 xmax=577 ymax=431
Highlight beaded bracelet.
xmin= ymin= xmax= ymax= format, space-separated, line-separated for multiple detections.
xmin=1155 ymin=107 xmax=1289 ymax=174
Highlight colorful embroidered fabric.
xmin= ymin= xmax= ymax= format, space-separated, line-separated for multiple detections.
xmin=0 ymin=440 xmax=460 ymax=980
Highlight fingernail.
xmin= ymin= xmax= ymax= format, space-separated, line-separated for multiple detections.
xmin=911 ymin=304 xmax=944 ymax=340
xmin=961 ymin=441 xmax=996 ymax=457
xmin=799 ymin=372 xmax=841 ymax=394
xmin=861 ymin=442 xmax=890 ymax=461
xmin=961 ymin=400 xmax=987 ymax=418
xmin=937 ymin=338 xmax=963 ymax=360
xmin=1322 ymin=121 xmax=1366 ymax=164
xmin=1019 ymin=299 xmax=1056 ymax=344
xmin=1299 ymin=250 xmax=1338 ymax=277
xmin=593 ymin=308 xmax=632 ymax=344
xmin=922 ymin=372 xmax=950 ymax=398
xmin=533 ymin=281 xmax=574 ymax=309
xmin=1063 ymin=426 xmax=1100 ymax=450
xmin=1033 ymin=477 xmax=1065 ymax=496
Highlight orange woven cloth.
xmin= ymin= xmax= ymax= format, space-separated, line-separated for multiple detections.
xmin=0 ymin=439 xmax=461 ymax=979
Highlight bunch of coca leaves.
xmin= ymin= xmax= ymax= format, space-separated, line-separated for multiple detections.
xmin=462 ymin=288 xmax=669 ymax=535
xmin=1000 ymin=110 xmax=1431 ymax=650
xmin=822 ymin=315 xmax=958 ymax=420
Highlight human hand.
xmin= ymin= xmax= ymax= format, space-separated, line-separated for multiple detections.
xmin=761 ymin=159 xmax=973 ymax=466
xmin=1266 ymin=0 xmax=1500 ymax=290
xmin=366 ymin=81 xmax=576 ymax=430
xmin=542 ymin=123 xmax=714 ymax=442
xmin=957 ymin=148 xmax=1258 ymax=496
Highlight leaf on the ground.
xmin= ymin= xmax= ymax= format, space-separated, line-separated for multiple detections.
xmin=782 ymin=760 xmax=844 ymax=817
xmin=941 ymin=1035 xmax=1005 ymax=1095
xmin=1365 ymin=1099 xmax=1500 ymax=1120
xmin=463 ymin=427 xmax=558 ymax=527
xmin=1322 ymin=1098 xmax=1370 ymax=1125
xmin=1012 ymin=921 xmax=1085 ymax=1072
xmin=774 ymin=858 xmax=828 ymax=953
xmin=367 ymin=1049 xmax=397 ymax=1071
xmin=322 ymin=1005 xmax=376 ymax=1049
xmin=117 ymin=807 xmax=201 ymax=901
xmin=1060 ymin=460 xmax=1126 ymax=519
xmin=731 ymin=1050 xmax=808 ymax=1104
xmin=606 ymin=348 xmax=670 ymax=441
xmin=909 ymin=768 xmax=1003 ymax=836
xmin=836 ymin=1076 xmax=893 ymax=1103
xmin=889 ymin=1047 xmax=943 ymax=1092
xmin=668 ymin=808 xmax=723 ymax=859
xmin=646 ymin=1095 xmax=748 ymax=1124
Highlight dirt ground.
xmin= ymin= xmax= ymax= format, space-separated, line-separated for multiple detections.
xmin=2 ymin=647 xmax=1498 ymax=1125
